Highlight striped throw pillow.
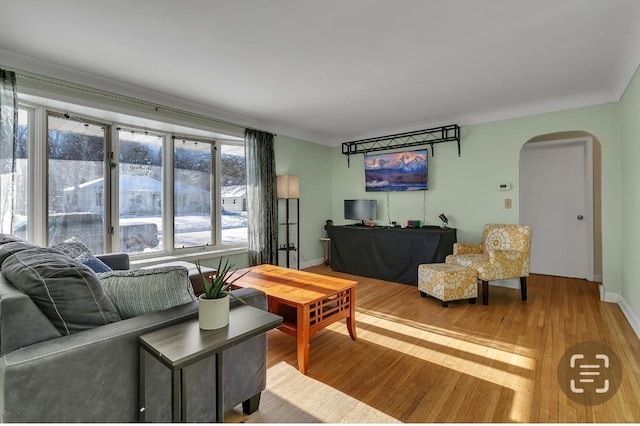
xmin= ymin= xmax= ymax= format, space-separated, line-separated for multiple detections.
xmin=99 ymin=266 xmax=196 ymax=319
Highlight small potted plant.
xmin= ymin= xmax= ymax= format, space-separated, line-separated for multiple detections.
xmin=196 ymin=258 xmax=248 ymax=330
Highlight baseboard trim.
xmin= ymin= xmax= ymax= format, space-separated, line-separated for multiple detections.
xmin=488 ymin=278 xmax=520 ymax=290
xmin=599 ymin=284 xmax=640 ymax=340
xmin=300 ymin=257 xmax=324 ymax=270
xmin=599 ymin=284 xmax=620 ymax=303
xmin=618 ymin=294 xmax=640 ymax=340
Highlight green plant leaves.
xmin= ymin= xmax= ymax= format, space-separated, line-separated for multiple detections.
xmin=195 ymin=258 xmax=247 ymax=304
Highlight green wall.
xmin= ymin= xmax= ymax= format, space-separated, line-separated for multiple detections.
xmin=328 ymin=103 xmax=621 ymax=294
xmin=272 ymin=76 xmax=640 ymax=324
xmin=620 ymin=65 xmax=640 ymax=317
xmin=274 ymin=135 xmax=333 ymax=267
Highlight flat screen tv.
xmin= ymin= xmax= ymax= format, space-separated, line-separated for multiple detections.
xmin=344 ymin=199 xmax=377 ymax=223
xmin=364 ymin=149 xmax=428 ymax=191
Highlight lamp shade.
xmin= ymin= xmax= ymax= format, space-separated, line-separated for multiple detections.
xmin=277 ymin=175 xmax=299 ymax=199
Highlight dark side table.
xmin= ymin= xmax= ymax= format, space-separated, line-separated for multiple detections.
xmin=138 ymin=305 xmax=282 ymax=422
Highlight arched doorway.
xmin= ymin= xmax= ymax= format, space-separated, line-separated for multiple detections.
xmin=519 ymin=132 xmax=602 ymax=282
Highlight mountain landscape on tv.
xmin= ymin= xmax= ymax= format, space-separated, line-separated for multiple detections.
xmin=365 ymin=150 xmax=428 ymax=191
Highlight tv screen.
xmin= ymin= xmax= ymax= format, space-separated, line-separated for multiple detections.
xmin=364 ymin=149 xmax=428 ymax=191
xmin=344 ymin=199 xmax=377 ymax=221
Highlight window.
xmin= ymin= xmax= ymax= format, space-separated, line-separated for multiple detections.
xmin=47 ymin=113 xmax=109 ymax=254
xmin=172 ymin=138 xmax=248 ymax=249
xmin=4 ymin=108 xmax=29 ymax=237
xmin=9 ymin=92 xmax=246 ymax=259
xmin=220 ymin=142 xmax=247 ymax=244
xmin=118 ymin=128 xmax=163 ymax=254
xmin=174 ymin=137 xmax=214 ymax=249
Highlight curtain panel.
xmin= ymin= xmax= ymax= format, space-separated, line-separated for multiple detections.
xmin=245 ymin=129 xmax=278 ymax=266
xmin=0 ymin=69 xmax=17 ymax=234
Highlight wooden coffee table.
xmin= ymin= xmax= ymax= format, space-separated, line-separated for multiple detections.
xmin=231 ymin=264 xmax=358 ymax=374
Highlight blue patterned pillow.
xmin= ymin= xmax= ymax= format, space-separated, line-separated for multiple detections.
xmin=75 ymin=252 xmax=112 ymax=273
xmin=99 ymin=266 xmax=196 ymax=319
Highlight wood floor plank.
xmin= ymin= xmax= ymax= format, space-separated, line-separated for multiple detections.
xmin=226 ymin=267 xmax=640 ymax=423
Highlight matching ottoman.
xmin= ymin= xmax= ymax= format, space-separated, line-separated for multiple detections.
xmin=418 ymin=263 xmax=477 ymax=307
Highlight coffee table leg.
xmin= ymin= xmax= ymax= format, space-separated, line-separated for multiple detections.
xmin=296 ymin=305 xmax=310 ymax=374
xmin=346 ymin=288 xmax=357 ymax=341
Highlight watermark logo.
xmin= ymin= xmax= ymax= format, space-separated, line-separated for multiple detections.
xmin=557 ymin=341 xmax=622 ymax=405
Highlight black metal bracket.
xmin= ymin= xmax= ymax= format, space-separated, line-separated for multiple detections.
xmin=341 ymin=124 xmax=460 ymax=167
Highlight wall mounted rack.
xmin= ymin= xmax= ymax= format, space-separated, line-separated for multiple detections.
xmin=341 ymin=124 xmax=460 ymax=166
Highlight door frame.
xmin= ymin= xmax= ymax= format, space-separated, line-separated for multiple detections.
xmin=519 ymin=136 xmax=594 ymax=282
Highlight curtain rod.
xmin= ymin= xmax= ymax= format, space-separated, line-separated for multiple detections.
xmin=8 ymin=67 xmax=257 ymax=134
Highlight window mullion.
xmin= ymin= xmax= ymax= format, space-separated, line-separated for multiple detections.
xmin=109 ymin=126 xmax=120 ymax=252
xmin=164 ymin=135 xmax=175 ymax=251
xmin=29 ymin=107 xmax=48 ymax=247
xmin=212 ymin=143 xmax=219 ymax=246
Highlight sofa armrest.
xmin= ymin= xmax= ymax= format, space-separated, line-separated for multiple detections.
xmin=97 ymin=252 xmax=130 ymax=270
xmin=487 ymin=249 xmax=524 ymax=263
xmin=453 ymin=243 xmax=483 ymax=255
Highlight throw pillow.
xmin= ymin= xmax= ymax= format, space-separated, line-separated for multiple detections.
xmin=75 ymin=252 xmax=113 ymax=274
xmin=50 ymin=237 xmax=93 ymax=258
xmin=1 ymin=248 xmax=121 ymax=335
xmin=0 ymin=241 xmax=40 ymax=268
xmin=0 ymin=234 xmax=26 ymax=245
xmin=99 ymin=266 xmax=196 ymax=319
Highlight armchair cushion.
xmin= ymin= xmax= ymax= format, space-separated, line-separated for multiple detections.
xmin=447 ymin=253 xmax=488 ymax=268
xmin=2 ymin=248 xmax=121 ymax=335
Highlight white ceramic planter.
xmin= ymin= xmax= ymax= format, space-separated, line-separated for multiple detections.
xmin=198 ymin=294 xmax=229 ymax=330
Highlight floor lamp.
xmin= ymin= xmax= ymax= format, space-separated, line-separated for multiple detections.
xmin=277 ymin=175 xmax=300 ymax=269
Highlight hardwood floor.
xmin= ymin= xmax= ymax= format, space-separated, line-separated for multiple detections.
xmin=226 ymin=266 xmax=640 ymax=423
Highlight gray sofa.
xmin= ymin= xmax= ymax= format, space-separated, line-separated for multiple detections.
xmin=0 ymin=250 xmax=269 ymax=423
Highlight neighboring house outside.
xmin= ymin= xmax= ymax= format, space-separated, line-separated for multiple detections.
xmin=64 ymin=175 xmax=209 ymax=216
xmin=64 ymin=176 xmax=246 ymax=215
xmin=221 ymin=185 xmax=246 ymax=212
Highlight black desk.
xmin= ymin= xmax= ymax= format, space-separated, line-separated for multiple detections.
xmin=328 ymin=225 xmax=457 ymax=285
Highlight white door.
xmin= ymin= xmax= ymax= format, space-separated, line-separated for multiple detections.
xmin=520 ymin=138 xmax=593 ymax=280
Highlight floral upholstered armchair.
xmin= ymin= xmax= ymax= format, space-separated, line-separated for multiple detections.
xmin=445 ymin=224 xmax=532 ymax=305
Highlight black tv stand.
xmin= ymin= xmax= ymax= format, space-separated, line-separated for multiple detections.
xmin=328 ymin=225 xmax=457 ymax=285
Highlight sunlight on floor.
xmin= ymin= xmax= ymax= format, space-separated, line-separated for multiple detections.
xmin=358 ymin=306 xmax=537 ymax=358
xmin=263 ymin=361 xmax=402 ymax=423
xmin=352 ymin=310 xmax=535 ymax=422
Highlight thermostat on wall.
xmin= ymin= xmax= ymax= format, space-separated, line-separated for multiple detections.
xmin=497 ymin=182 xmax=512 ymax=191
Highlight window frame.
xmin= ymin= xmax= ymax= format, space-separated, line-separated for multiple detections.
xmin=171 ymin=135 xmax=217 ymax=252
xmin=14 ymin=94 xmax=247 ymax=262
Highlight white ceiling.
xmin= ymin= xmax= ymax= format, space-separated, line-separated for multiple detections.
xmin=1 ymin=0 xmax=639 ymax=146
